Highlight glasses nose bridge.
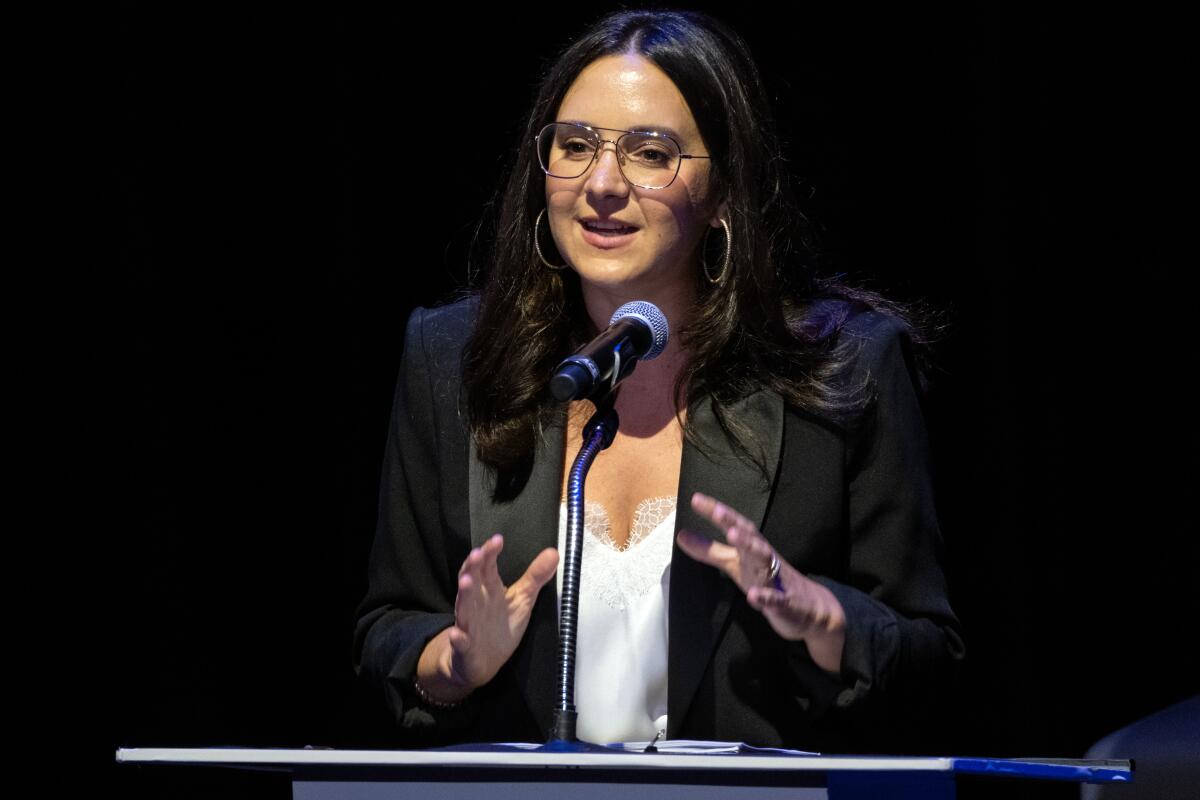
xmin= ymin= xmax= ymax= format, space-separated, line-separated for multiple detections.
xmin=585 ymin=134 xmax=633 ymax=189
xmin=591 ymin=134 xmax=625 ymax=164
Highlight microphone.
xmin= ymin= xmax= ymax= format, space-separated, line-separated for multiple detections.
xmin=550 ymin=301 xmax=669 ymax=402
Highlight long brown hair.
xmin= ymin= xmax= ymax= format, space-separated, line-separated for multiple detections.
xmin=459 ymin=9 xmax=940 ymax=495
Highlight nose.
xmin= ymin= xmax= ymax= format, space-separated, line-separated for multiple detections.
xmin=583 ymin=140 xmax=630 ymax=197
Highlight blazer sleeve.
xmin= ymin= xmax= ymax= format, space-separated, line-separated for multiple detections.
xmin=351 ymin=305 xmax=481 ymax=737
xmin=797 ymin=312 xmax=966 ymax=739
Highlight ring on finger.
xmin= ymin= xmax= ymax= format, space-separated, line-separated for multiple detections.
xmin=764 ymin=553 xmax=782 ymax=590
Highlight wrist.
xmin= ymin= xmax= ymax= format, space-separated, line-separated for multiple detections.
xmin=415 ymin=628 xmax=474 ymax=706
xmin=804 ymin=584 xmax=847 ymax=676
xmin=412 ymin=672 xmax=464 ymax=709
xmin=804 ymin=625 xmax=846 ymax=676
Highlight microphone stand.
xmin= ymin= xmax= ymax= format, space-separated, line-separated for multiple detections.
xmin=543 ymin=389 xmax=619 ymax=751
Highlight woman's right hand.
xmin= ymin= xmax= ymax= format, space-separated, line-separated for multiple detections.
xmin=415 ymin=534 xmax=559 ymax=704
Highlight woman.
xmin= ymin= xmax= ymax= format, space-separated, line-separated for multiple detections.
xmin=354 ymin=9 xmax=964 ymax=752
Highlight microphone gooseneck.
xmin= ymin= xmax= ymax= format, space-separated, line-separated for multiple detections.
xmin=542 ymin=301 xmax=670 ymax=749
xmin=548 ymin=393 xmax=618 ymax=748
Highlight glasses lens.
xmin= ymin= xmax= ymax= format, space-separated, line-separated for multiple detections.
xmin=538 ymin=123 xmax=597 ymax=179
xmin=536 ymin=123 xmax=682 ymax=188
xmin=617 ymin=132 xmax=680 ymax=189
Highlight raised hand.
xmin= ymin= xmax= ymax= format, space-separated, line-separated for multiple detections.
xmin=675 ymin=492 xmax=846 ymax=674
xmin=416 ymin=534 xmax=559 ymax=704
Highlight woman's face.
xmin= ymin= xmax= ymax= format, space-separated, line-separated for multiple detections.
xmin=545 ymin=53 xmax=723 ymax=302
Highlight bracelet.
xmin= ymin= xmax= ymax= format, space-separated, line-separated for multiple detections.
xmin=411 ymin=673 xmax=464 ymax=709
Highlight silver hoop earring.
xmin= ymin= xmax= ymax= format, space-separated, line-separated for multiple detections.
xmin=702 ymin=218 xmax=731 ymax=284
xmin=534 ymin=208 xmax=568 ymax=271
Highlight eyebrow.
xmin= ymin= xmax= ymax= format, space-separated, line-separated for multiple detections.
xmin=560 ymin=119 xmax=685 ymax=142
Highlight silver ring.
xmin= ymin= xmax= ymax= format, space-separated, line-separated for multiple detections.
xmin=765 ymin=554 xmax=780 ymax=587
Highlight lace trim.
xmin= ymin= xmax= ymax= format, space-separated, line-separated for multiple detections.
xmin=559 ymin=495 xmax=676 ymax=611
xmin=571 ymin=495 xmax=676 ymax=552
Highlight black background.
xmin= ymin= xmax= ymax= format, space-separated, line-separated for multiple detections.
xmin=102 ymin=3 xmax=1195 ymax=797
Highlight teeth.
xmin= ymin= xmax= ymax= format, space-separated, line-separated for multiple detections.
xmin=585 ymin=221 xmax=634 ymax=231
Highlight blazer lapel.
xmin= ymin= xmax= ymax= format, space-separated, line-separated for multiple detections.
xmin=468 ymin=407 xmax=566 ymax=739
xmin=668 ymin=388 xmax=784 ymax=737
xmin=466 ymin=389 xmax=784 ymax=741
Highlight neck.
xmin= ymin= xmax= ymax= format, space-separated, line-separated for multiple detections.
xmin=578 ymin=279 xmax=695 ymax=420
xmin=579 ymin=276 xmax=696 ymax=346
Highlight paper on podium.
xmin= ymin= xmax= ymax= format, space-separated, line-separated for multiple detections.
xmin=465 ymin=740 xmax=819 ymax=755
xmin=605 ymin=739 xmax=820 ymax=755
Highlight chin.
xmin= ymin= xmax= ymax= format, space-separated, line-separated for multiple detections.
xmin=573 ymin=263 xmax=647 ymax=289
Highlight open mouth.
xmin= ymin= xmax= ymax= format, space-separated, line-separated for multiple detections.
xmin=581 ymin=220 xmax=639 ymax=236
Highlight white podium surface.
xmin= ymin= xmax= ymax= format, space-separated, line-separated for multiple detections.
xmin=116 ymin=746 xmax=1133 ymax=800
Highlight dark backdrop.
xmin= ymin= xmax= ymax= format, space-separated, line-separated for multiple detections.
xmin=104 ymin=4 xmax=1195 ymax=797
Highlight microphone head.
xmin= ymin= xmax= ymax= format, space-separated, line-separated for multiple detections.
xmin=609 ymin=301 xmax=669 ymax=360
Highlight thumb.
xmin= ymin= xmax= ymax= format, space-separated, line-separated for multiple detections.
xmin=676 ymin=528 xmax=718 ymax=566
xmin=515 ymin=547 xmax=560 ymax=597
xmin=446 ymin=625 xmax=472 ymax=655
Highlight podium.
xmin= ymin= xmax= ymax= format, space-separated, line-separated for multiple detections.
xmin=115 ymin=746 xmax=1132 ymax=799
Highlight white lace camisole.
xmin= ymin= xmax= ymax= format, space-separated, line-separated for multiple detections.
xmin=554 ymin=495 xmax=675 ymax=744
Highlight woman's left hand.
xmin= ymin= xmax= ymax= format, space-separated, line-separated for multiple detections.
xmin=675 ymin=492 xmax=847 ymax=675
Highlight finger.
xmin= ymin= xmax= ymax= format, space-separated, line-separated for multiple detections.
xmin=675 ymin=529 xmax=737 ymax=570
xmin=728 ymin=526 xmax=775 ymax=566
xmin=481 ymin=534 xmax=504 ymax=587
xmin=723 ymin=521 xmax=778 ymax=590
xmin=746 ymin=585 xmax=787 ymax=611
xmin=516 ymin=547 xmax=560 ymax=597
xmin=459 ymin=545 xmax=485 ymax=580
xmin=691 ymin=491 xmax=750 ymax=527
xmin=455 ymin=571 xmax=476 ymax=629
xmin=692 ymin=492 xmax=757 ymax=540
xmin=458 ymin=571 xmax=483 ymax=610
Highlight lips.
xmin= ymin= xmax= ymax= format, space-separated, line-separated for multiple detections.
xmin=580 ymin=218 xmax=639 ymax=234
xmin=579 ymin=219 xmax=638 ymax=249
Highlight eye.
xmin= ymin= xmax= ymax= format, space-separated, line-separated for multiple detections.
xmin=629 ymin=144 xmax=673 ymax=165
xmin=562 ymin=138 xmax=595 ymax=157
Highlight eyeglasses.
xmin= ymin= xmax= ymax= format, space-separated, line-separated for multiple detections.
xmin=534 ymin=122 xmax=711 ymax=190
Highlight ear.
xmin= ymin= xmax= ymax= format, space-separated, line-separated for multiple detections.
xmin=708 ymin=199 xmax=729 ymax=228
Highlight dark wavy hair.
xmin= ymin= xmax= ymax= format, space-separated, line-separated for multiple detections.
xmin=459 ymin=8 xmax=940 ymax=494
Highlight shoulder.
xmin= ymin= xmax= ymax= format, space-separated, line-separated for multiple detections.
xmin=793 ymin=297 xmax=915 ymax=381
xmin=404 ymin=294 xmax=481 ymax=349
xmin=839 ymin=307 xmax=915 ymax=377
xmin=397 ymin=295 xmax=481 ymax=413
xmin=792 ymin=298 xmax=926 ymax=431
xmin=832 ymin=306 xmax=927 ymax=437
xmin=403 ymin=294 xmax=481 ymax=369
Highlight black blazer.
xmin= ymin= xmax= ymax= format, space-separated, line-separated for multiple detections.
xmin=353 ymin=296 xmax=965 ymax=752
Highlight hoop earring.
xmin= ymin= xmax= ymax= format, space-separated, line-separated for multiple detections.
xmin=702 ymin=218 xmax=731 ymax=284
xmin=534 ymin=208 xmax=568 ymax=271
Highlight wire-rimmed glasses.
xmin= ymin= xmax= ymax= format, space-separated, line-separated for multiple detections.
xmin=534 ymin=122 xmax=710 ymax=190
